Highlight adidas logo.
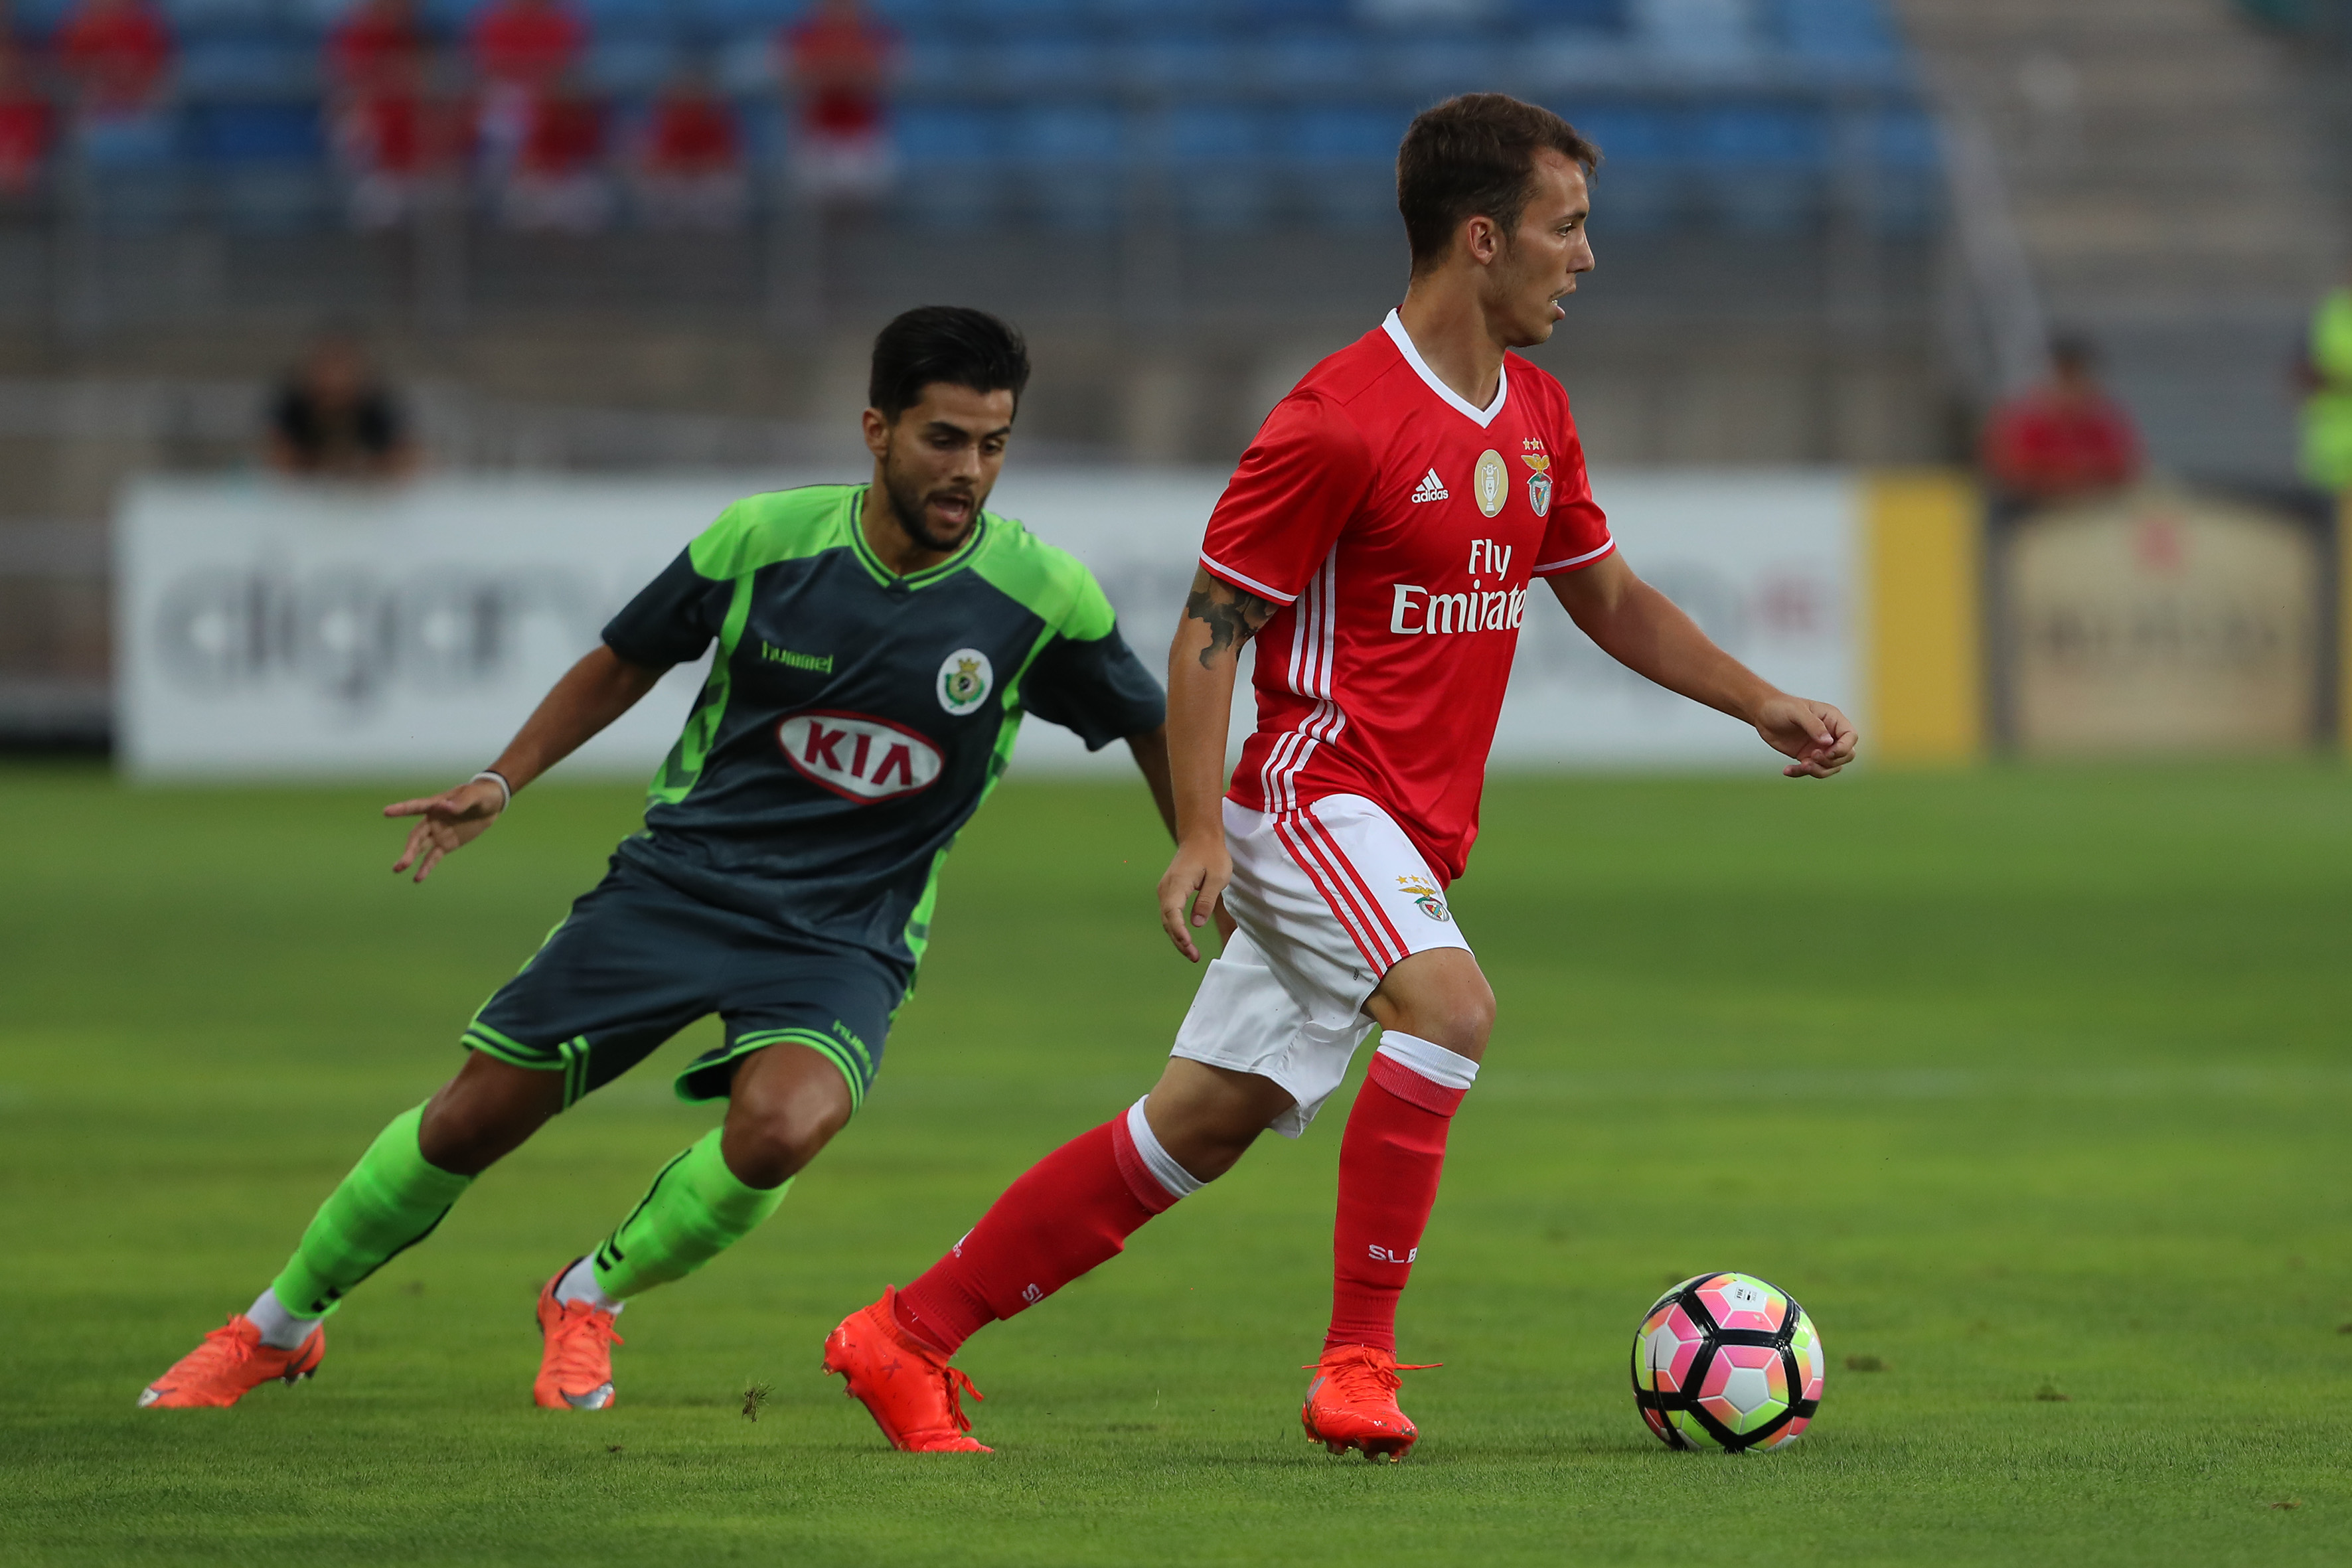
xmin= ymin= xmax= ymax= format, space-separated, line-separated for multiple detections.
xmin=1411 ymin=469 xmax=1449 ymax=503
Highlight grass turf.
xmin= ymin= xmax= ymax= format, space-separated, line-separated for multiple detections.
xmin=2 ymin=761 xmax=2349 ymax=1565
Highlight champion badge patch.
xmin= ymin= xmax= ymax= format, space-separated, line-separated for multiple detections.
xmin=1473 ymin=450 xmax=1508 ymax=518
xmin=937 ymin=648 xmax=993 ymax=716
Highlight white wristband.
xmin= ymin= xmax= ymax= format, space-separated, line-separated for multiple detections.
xmin=471 ymin=770 xmax=512 ymax=812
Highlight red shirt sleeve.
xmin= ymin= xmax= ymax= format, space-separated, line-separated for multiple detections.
xmin=1196 ymin=394 xmax=1374 ymax=605
xmin=1531 ymin=407 xmax=1612 ymax=575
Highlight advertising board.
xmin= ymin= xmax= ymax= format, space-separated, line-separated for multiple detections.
xmin=117 ymin=469 xmax=1862 ymax=780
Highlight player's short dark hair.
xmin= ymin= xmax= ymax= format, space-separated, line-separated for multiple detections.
xmin=1397 ymin=94 xmax=1601 ymax=273
xmin=868 ymin=305 xmax=1032 ymax=423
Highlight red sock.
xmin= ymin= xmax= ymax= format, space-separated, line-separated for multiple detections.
xmin=896 ymin=1114 xmax=1176 ymax=1356
xmin=1326 ymin=1052 xmax=1467 ymax=1355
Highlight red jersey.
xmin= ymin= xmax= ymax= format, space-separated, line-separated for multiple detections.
xmin=1200 ymin=312 xmax=1613 ymax=883
xmin=1979 ymin=388 xmax=2140 ymax=501
xmin=468 ymin=0 xmax=584 ymax=88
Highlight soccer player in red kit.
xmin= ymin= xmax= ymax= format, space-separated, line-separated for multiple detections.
xmin=823 ymin=93 xmax=1859 ymax=1458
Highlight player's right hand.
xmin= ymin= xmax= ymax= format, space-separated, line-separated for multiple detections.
xmin=1158 ymin=836 xmax=1233 ymax=964
xmin=384 ymin=779 xmax=507 ymax=884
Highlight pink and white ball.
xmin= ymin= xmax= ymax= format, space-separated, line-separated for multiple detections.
xmin=1630 ymin=1271 xmax=1823 ymax=1452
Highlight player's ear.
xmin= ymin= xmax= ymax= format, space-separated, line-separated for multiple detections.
xmin=860 ymin=407 xmax=892 ymax=460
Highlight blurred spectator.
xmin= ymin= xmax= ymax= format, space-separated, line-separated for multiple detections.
xmin=467 ymin=0 xmax=584 ymax=173
xmin=499 ymin=75 xmax=607 ymax=231
xmin=2295 ymin=272 xmax=2352 ymax=495
xmin=1979 ymin=335 xmax=2142 ymax=504
xmin=52 ymin=0 xmax=168 ymax=120
xmin=268 ymin=336 xmax=416 ymax=479
xmin=635 ymin=70 xmax=743 ymax=230
xmin=327 ymin=0 xmax=445 ymax=230
xmin=0 ymin=35 xmax=50 ymax=197
xmin=779 ymin=0 xmax=896 ymax=204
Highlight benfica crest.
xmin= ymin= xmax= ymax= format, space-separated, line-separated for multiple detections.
xmin=1397 ymin=874 xmax=1451 ymax=923
xmin=1522 ymin=439 xmax=1553 ymax=518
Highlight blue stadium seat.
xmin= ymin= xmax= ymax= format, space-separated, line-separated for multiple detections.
xmin=1383 ymin=33 xmax=1501 ymax=96
xmin=1117 ymin=30 xmax=1233 ymax=92
xmin=161 ymin=0 xmax=283 ymax=33
xmin=683 ymin=0 xmax=797 ymax=39
xmin=1006 ymin=101 xmax=1119 ymax=228
xmin=1506 ymin=0 xmax=1626 ymax=29
xmin=1280 ymin=105 xmax=1403 ymax=228
xmin=717 ymin=30 xmax=776 ymax=91
xmin=1692 ymin=104 xmax=1826 ymax=230
xmin=964 ymin=0 xmax=1088 ymax=28
xmin=895 ymin=103 xmax=1006 ymax=226
xmin=582 ymin=0 xmax=677 ymax=29
xmin=1764 ymin=0 xmax=1898 ymax=62
xmin=984 ymin=31 xmax=1104 ymax=90
xmin=1568 ymin=103 xmax=1682 ymax=230
xmin=894 ymin=35 xmax=965 ymax=90
xmin=189 ymin=101 xmax=331 ymax=232
xmin=1164 ymin=104 xmax=1270 ymax=229
xmin=1253 ymin=30 xmax=1373 ymax=90
xmin=189 ymin=100 xmax=325 ymax=160
xmin=1864 ymin=104 xmax=1938 ymax=233
xmin=1239 ymin=0 xmax=1352 ymax=25
xmin=178 ymin=36 xmax=319 ymax=96
xmin=586 ymin=33 xmax=680 ymax=92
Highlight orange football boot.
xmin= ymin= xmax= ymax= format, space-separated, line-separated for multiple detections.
xmin=821 ymin=1287 xmax=991 ymax=1452
xmin=1301 ymin=1344 xmax=1436 ymax=1462
xmin=533 ymin=1261 xmax=623 ymax=1411
xmin=138 ymin=1314 xmax=324 ymax=1409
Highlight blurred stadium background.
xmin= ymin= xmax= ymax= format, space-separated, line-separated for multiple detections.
xmin=0 ymin=0 xmax=2347 ymax=763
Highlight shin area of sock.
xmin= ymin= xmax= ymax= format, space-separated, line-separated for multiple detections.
xmin=589 ymin=1127 xmax=790 ymax=1300
xmin=1326 ymin=1052 xmax=1470 ymax=1355
xmin=898 ymin=1116 xmax=1172 ymax=1356
xmin=268 ymin=1103 xmax=474 ymax=1319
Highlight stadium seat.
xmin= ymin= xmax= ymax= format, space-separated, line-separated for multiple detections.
xmin=1162 ymin=104 xmax=1270 ymax=229
xmin=1005 ymin=101 xmax=1120 ymax=228
xmin=586 ymin=33 xmax=680 ymax=93
xmin=178 ymin=36 xmax=320 ymax=96
xmin=984 ymin=31 xmax=1105 ymax=91
xmin=1564 ymin=101 xmax=1681 ymax=230
xmin=1281 ymin=104 xmax=1405 ymax=229
xmin=161 ymin=0 xmax=283 ymax=31
xmin=1692 ymin=102 xmax=1826 ymax=231
xmin=1764 ymin=0 xmax=1898 ymax=62
xmin=187 ymin=101 xmax=331 ymax=231
xmin=1117 ymin=30 xmax=1234 ymax=92
xmin=1506 ymin=0 xmax=1626 ymax=29
xmin=1382 ymin=31 xmax=1502 ymax=96
xmin=1863 ymin=104 xmax=1939 ymax=234
xmin=1252 ymin=29 xmax=1373 ymax=90
xmin=895 ymin=102 xmax=1006 ymax=227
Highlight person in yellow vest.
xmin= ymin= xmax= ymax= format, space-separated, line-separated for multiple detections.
xmin=2297 ymin=274 xmax=2352 ymax=493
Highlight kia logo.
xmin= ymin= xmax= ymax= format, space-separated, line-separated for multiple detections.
xmin=778 ymin=710 xmax=943 ymax=802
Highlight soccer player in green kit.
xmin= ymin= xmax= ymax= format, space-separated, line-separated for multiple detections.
xmin=139 ymin=306 xmax=1176 ymax=1412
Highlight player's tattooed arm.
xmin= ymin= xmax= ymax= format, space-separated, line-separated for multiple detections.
xmin=1182 ymin=570 xmax=1277 ymax=668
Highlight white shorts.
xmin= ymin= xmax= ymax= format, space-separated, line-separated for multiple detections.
xmin=1169 ymin=795 xmax=1471 ymax=1137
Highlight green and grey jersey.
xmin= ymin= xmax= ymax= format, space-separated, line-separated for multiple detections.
xmin=600 ymin=483 xmax=1164 ymax=971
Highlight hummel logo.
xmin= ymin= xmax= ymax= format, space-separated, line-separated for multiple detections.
xmin=1411 ymin=469 xmax=1449 ymax=503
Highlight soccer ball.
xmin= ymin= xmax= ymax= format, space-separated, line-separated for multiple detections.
xmin=1630 ymin=1271 xmax=1823 ymax=1452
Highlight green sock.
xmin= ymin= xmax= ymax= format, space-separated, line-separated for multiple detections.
xmin=269 ymin=1105 xmax=473 ymax=1318
xmin=590 ymin=1128 xmax=790 ymax=1300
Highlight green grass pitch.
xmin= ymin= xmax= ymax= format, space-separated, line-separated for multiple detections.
xmin=3 ymin=761 xmax=2349 ymax=1565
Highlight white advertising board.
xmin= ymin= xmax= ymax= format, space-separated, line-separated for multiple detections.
xmin=116 ymin=468 xmax=1859 ymax=780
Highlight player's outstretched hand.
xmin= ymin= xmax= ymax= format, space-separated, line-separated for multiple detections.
xmin=1753 ymin=694 xmax=1857 ymax=779
xmin=1158 ymin=836 xmax=1233 ymax=963
xmin=384 ymin=778 xmax=508 ymax=883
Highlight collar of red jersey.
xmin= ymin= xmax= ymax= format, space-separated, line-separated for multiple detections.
xmin=1381 ymin=309 xmax=1509 ymax=429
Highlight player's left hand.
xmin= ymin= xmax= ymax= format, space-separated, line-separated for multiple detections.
xmin=1752 ymin=694 xmax=1857 ymax=779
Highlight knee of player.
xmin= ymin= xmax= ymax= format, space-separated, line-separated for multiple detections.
xmin=722 ymin=1093 xmax=848 ymax=1188
xmin=1425 ymin=984 xmax=1496 ymax=1059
